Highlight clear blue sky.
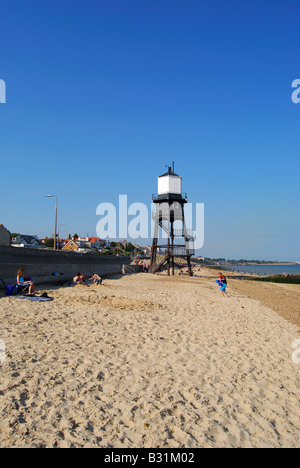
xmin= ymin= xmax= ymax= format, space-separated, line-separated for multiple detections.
xmin=0 ymin=0 xmax=299 ymax=260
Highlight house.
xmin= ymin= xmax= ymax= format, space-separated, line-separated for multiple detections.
xmin=0 ymin=224 xmax=11 ymax=247
xmin=62 ymin=239 xmax=91 ymax=253
xmin=11 ymin=234 xmax=44 ymax=249
xmin=62 ymin=236 xmax=106 ymax=254
xmin=89 ymin=237 xmax=106 ymax=249
xmin=62 ymin=239 xmax=82 ymax=252
xmin=77 ymin=236 xmax=89 ymax=244
xmin=76 ymin=237 xmax=91 ymax=250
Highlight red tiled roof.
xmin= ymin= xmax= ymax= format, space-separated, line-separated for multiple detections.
xmin=89 ymin=237 xmax=100 ymax=243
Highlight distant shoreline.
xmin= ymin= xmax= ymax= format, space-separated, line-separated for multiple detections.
xmin=204 ymin=263 xmax=299 ymax=269
xmin=215 ymin=263 xmax=299 ymax=267
xmin=205 ymin=265 xmax=300 ymax=284
xmin=241 ymin=263 xmax=298 ymax=266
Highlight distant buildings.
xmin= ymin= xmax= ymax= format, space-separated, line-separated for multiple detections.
xmin=89 ymin=237 xmax=105 ymax=249
xmin=0 ymin=226 xmax=150 ymax=257
xmin=62 ymin=237 xmax=106 ymax=253
xmin=0 ymin=224 xmax=10 ymax=246
xmin=11 ymin=234 xmax=44 ymax=249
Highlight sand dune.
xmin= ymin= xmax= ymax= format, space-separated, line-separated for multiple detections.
xmin=0 ymin=273 xmax=299 ymax=448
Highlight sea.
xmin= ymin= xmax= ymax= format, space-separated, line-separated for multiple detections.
xmin=224 ymin=264 xmax=300 ymax=276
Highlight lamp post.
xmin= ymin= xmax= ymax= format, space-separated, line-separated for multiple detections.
xmin=44 ymin=194 xmax=58 ymax=251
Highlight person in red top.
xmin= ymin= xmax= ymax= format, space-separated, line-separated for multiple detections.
xmin=219 ymin=272 xmax=228 ymax=297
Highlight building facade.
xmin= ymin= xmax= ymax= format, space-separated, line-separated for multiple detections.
xmin=0 ymin=224 xmax=11 ymax=246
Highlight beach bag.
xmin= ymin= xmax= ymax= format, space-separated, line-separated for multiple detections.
xmin=6 ymin=285 xmax=17 ymax=296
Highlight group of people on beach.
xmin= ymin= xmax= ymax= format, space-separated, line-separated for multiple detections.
xmin=16 ymin=268 xmax=228 ymax=297
xmin=135 ymin=259 xmax=149 ymax=273
xmin=73 ymin=273 xmax=103 ymax=286
xmin=15 ymin=269 xmax=103 ymax=296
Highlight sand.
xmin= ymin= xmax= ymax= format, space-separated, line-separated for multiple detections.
xmin=229 ymin=277 xmax=300 ymax=328
xmin=0 ymin=271 xmax=299 ymax=448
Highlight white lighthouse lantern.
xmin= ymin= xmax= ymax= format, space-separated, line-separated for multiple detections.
xmin=157 ymin=166 xmax=182 ymax=197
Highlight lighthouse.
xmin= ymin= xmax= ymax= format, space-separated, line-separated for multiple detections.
xmin=150 ymin=164 xmax=195 ymax=276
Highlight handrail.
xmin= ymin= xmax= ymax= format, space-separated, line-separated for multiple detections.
xmin=122 ymin=265 xmax=137 ymax=274
xmin=152 ymin=193 xmax=187 ymax=201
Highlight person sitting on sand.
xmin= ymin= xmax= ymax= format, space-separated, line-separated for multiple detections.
xmin=73 ymin=273 xmax=81 ymax=285
xmin=73 ymin=273 xmax=86 ymax=285
xmin=80 ymin=274 xmax=85 ymax=283
xmin=219 ymin=272 xmax=228 ymax=297
xmin=73 ymin=273 xmax=89 ymax=286
xmin=89 ymin=274 xmax=103 ymax=285
xmin=80 ymin=274 xmax=89 ymax=286
xmin=17 ymin=269 xmax=35 ymax=295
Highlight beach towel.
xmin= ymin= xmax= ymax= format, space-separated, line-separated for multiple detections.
xmin=16 ymin=296 xmax=54 ymax=302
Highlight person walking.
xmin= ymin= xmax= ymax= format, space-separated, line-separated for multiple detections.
xmin=219 ymin=272 xmax=228 ymax=297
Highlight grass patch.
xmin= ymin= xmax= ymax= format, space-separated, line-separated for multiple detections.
xmin=251 ymin=275 xmax=300 ymax=284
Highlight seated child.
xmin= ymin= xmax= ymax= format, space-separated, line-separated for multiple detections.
xmin=89 ymin=274 xmax=103 ymax=285
xmin=17 ymin=269 xmax=35 ymax=295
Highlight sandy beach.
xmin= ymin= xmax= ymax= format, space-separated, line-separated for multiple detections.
xmin=0 ymin=271 xmax=299 ymax=448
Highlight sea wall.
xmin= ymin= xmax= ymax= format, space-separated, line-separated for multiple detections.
xmin=0 ymin=246 xmax=131 ymax=288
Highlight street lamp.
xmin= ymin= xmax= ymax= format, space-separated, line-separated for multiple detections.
xmin=44 ymin=194 xmax=58 ymax=251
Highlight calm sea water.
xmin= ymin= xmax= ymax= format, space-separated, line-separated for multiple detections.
xmin=224 ymin=264 xmax=300 ymax=276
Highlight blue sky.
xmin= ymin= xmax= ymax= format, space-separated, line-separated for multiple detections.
xmin=0 ymin=0 xmax=299 ymax=260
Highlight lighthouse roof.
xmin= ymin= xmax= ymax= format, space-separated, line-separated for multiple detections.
xmin=158 ymin=167 xmax=181 ymax=178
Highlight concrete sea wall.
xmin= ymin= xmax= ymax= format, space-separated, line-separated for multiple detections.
xmin=0 ymin=246 xmax=131 ymax=288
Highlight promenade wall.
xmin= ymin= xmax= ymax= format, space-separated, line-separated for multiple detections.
xmin=0 ymin=247 xmax=131 ymax=288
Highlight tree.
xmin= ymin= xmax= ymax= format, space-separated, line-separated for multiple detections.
xmin=45 ymin=238 xmax=54 ymax=248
